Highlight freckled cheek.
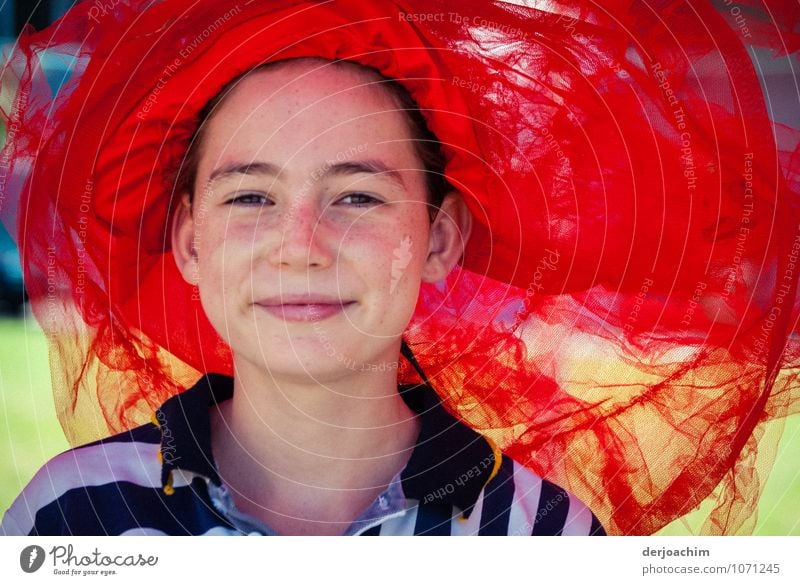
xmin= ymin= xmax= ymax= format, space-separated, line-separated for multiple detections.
xmin=343 ymin=234 xmax=427 ymax=310
xmin=195 ymin=223 xmax=257 ymax=288
xmin=195 ymin=220 xmax=263 ymax=252
xmin=340 ymin=227 xmax=402 ymax=280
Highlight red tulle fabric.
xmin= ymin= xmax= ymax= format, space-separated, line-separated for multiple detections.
xmin=1 ymin=0 xmax=799 ymax=535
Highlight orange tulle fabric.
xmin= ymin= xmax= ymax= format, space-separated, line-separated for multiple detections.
xmin=1 ymin=0 xmax=799 ymax=534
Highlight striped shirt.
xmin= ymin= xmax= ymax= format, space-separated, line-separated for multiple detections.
xmin=1 ymin=374 xmax=605 ymax=536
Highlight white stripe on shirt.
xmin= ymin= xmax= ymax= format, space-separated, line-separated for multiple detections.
xmin=561 ymin=492 xmax=594 ymax=535
xmin=3 ymin=440 xmax=191 ymax=536
xmin=507 ymin=459 xmax=544 ymax=536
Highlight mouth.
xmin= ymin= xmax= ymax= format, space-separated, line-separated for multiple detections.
xmin=254 ymin=297 xmax=356 ymax=323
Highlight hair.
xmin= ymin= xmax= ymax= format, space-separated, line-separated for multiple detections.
xmin=176 ymin=58 xmax=452 ymax=222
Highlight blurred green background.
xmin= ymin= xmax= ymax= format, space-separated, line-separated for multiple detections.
xmin=1 ymin=316 xmax=798 ymax=534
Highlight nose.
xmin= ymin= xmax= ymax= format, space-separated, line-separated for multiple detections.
xmin=267 ymin=200 xmax=334 ymax=269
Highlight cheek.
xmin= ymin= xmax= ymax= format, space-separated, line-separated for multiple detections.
xmin=342 ymin=207 xmax=430 ymax=262
xmin=342 ymin=225 xmax=415 ymax=279
xmin=197 ymin=217 xmax=256 ymax=247
xmin=197 ymin=216 xmax=264 ymax=258
xmin=341 ymin=221 xmax=429 ymax=311
xmin=194 ymin=222 xmax=253 ymax=291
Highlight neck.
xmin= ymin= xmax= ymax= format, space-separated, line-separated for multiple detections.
xmin=209 ymin=350 xmax=421 ymax=531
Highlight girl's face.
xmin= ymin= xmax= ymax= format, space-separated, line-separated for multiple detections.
xmin=172 ymin=61 xmax=468 ymax=381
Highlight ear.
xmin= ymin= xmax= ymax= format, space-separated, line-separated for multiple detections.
xmin=171 ymin=194 xmax=200 ymax=285
xmin=421 ymin=191 xmax=473 ymax=283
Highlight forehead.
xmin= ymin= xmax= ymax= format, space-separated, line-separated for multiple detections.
xmin=227 ymin=59 xmax=398 ymax=108
xmin=199 ymin=60 xmax=413 ymax=159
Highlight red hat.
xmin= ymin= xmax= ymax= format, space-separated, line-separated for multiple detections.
xmin=2 ymin=0 xmax=799 ymax=535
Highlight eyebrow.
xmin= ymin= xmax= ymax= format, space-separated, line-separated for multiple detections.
xmin=208 ymin=161 xmax=281 ymax=185
xmin=324 ymin=160 xmax=406 ymax=189
xmin=206 ymin=159 xmax=407 ymax=189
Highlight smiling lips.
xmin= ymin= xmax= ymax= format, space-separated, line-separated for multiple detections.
xmin=255 ymin=295 xmax=355 ymax=322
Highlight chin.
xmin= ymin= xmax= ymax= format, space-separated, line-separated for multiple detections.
xmin=264 ymin=359 xmax=368 ymax=385
xmin=234 ymin=342 xmax=349 ymax=377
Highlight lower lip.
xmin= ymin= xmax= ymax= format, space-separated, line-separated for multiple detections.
xmin=257 ymin=302 xmax=354 ymax=322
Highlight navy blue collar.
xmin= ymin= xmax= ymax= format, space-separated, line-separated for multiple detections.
xmin=156 ymin=373 xmax=498 ymax=519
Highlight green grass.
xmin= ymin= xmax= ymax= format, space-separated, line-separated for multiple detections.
xmin=1 ymin=316 xmax=798 ymax=534
xmin=0 ymin=316 xmax=69 ymax=518
xmin=752 ymin=415 xmax=800 ymax=535
xmin=655 ymin=415 xmax=800 ymax=535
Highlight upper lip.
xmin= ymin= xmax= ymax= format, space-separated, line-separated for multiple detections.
xmin=255 ymin=294 xmax=354 ymax=306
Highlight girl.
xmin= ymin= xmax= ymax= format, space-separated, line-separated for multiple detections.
xmin=1 ymin=0 xmax=798 ymax=535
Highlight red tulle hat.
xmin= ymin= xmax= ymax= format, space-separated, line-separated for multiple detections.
xmin=2 ymin=0 xmax=799 ymax=535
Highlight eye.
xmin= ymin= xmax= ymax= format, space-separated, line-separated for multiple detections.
xmin=225 ymin=193 xmax=272 ymax=206
xmin=337 ymin=192 xmax=382 ymax=207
